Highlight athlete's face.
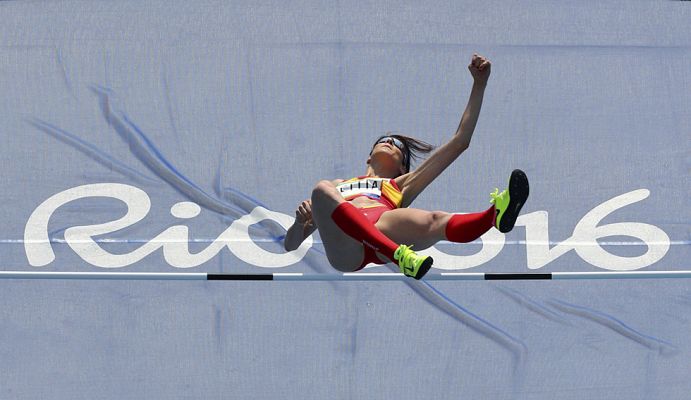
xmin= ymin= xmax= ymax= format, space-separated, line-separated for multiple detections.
xmin=370 ymin=136 xmax=408 ymax=174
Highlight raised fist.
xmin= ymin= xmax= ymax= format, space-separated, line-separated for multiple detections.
xmin=468 ymin=53 xmax=491 ymax=85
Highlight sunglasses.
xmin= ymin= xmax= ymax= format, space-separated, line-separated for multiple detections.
xmin=374 ymin=136 xmax=406 ymax=153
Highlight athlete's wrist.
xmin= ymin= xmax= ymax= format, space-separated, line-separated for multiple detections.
xmin=472 ymin=80 xmax=487 ymax=89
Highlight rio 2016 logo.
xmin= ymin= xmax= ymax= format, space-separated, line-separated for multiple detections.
xmin=24 ymin=183 xmax=670 ymax=271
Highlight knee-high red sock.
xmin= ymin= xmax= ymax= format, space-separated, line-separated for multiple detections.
xmin=445 ymin=206 xmax=496 ymax=243
xmin=331 ymin=202 xmax=398 ymax=261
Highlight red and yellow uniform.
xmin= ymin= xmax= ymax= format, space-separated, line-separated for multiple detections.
xmin=336 ymin=176 xmax=403 ymax=267
xmin=336 ymin=176 xmax=403 ymax=210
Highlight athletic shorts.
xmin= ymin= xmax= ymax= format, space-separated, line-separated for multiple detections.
xmin=359 ymin=205 xmax=390 ymax=225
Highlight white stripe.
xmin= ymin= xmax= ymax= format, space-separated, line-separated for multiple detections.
xmin=553 ymin=271 xmax=691 ymax=280
xmin=439 ymin=272 xmax=487 ymax=280
xmin=0 ymin=271 xmax=206 ymax=280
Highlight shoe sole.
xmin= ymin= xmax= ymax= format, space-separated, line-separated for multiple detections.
xmin=498 ymin=169 xmax=529 ymax=233
xmin=413 ymin=256 xmax=434 ymax=280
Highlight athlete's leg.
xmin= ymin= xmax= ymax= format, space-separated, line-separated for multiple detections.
xmin=309 ymin=181 xmax=365 ymax=271
xmin=312 ymin=180 xmax=403 ymax=264
xmin=377 ymin=169 xmax=530 ymax=249
xmin=311 ymin=180 xmax=432 ymax=278
xmin=376 ymin=209 xmax=450 ymax=250
xmin=376 ymin=207 xmax=496 ymax=250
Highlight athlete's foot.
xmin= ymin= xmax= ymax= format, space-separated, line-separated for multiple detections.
xmin=490 ymin=169 xmax=530 ymax=233
xmin=394 ymin=244 xmax=433 ymax=280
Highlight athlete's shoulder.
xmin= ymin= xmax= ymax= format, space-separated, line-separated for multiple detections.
xmin=387 ymin=178 xmax=401 ymax=191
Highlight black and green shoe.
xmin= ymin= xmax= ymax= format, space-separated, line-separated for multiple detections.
xmin=394 ymin=245 xmax=433 ymax=280
xmin=490 ymin=169 xmax=530 ymax=233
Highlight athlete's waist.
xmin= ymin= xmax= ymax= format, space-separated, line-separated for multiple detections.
xmin=346 ymin=194 xmax=396 ymax=209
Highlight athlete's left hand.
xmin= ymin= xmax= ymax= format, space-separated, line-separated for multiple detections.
xmin=295 ymin=199 xmax=314 ymax=229
xmin=468 ymin=53 xmax=491 ymax=85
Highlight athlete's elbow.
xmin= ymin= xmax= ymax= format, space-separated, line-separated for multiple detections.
xmin=451 ymin=135 xmax=470 ymax=153
xmin=453 ymin=141 xmax=470 ymax=156
xmin=458 ymin=140 xmax=470 ymax=152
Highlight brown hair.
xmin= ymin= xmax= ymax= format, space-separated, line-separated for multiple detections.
xmin=372 ymin=132 xmax=435 ymax=174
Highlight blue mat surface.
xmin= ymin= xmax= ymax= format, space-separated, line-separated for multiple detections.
xmin=1 ymin=1 xmax=689 ymax=398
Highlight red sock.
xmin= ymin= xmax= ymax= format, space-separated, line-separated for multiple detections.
xmin=331 ymin=202 xmax=398 ymax=262
xmin=444 ymin=206 xmax=496 ymax=243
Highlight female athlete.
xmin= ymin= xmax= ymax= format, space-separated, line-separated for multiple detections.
xmin=284 ymin=53 xmax=529 ymax=279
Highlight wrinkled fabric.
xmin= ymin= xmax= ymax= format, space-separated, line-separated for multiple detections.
xmin=0 ymin=1 xmax=689 ymax=399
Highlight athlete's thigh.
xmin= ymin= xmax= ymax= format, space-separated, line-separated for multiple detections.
xmin=310 ymin=203 xmax=364 ymax=271
xmin=376 ymin=208 xmax=449 ymax=250
xmin=316 ymin=223 xmax=364 ymax=271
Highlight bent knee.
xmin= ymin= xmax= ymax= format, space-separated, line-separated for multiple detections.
xmin=429 ymin=211 xmax=450 ymax=230
xmin=311 ymin=180 xmax=339 ymax=201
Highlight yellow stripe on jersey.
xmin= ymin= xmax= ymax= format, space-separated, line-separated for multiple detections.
xmin=381 ymin=180 xmax=402 ymax=208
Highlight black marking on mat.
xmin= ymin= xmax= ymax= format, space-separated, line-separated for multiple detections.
xmin=207 ymin=274 xmax=273 ymax=281
xmin=484 ymin=273 xmax=552 ymax=280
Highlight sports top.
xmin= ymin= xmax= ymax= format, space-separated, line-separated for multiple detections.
xmin=336 ymin=176 xmax=403 ymax=209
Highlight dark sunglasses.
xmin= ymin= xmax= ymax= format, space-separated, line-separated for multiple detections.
xmin=374 ymin=136 xmax=406 ymax=152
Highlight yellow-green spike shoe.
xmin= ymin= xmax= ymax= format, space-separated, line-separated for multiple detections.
xmin=490 ymin=169 xmax=530 ymax=233
xmin=394 ymin=244 xmax=433 ymax=280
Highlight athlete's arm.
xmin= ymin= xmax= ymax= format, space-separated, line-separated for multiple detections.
xmin=284 ymin=199 xmax=317 ymax=251
xmin=395 ymin=54 xmax=491 ymax=207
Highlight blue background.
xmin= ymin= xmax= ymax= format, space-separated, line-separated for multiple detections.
xmin=0 ymin=1 xmax=689 ymax=398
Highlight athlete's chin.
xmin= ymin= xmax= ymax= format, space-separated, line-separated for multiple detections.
xmin=370 ymin=156 xmax=399 ymax=169
xmin=371 ymin=149 xmax=398 ymax=160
